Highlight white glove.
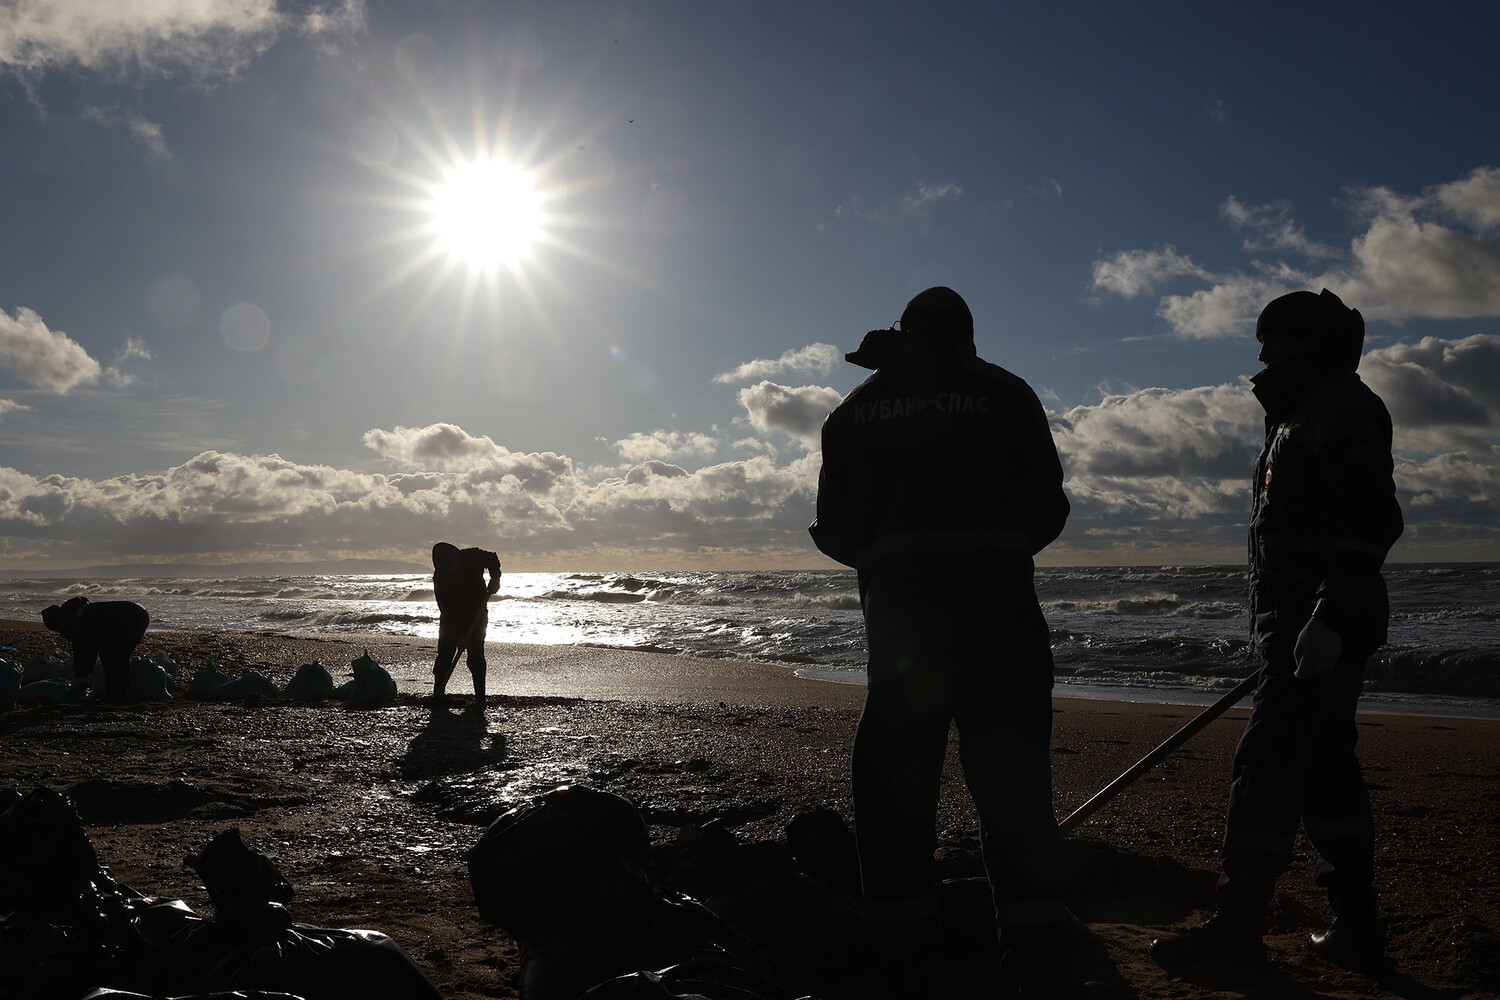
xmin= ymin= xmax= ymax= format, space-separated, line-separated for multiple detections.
xmin=1294 ymin=620 xmax=1343 ymax=679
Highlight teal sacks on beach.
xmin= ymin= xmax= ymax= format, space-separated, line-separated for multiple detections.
xmin=284 ymin=660 xmax=335 ymax=702
xmin=125 ymin=657 xmax=173 ymax=701
xmin=337 ymin=650 xmax=397 ymax=709
xmin=15 ymin=677 xmax=85 ymax=704
xmin=204 ymin=670 xmax=280 ymax=701
xmin=189 ymin=663 xmax=233 ymax=697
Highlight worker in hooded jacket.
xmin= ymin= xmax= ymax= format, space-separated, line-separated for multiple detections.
xmin=810 ymin=286 xmax=1074 ymax=995
xmin=1151 ymin=289 xmax=1403 ymax=977
xmin=41 ymin=596 xmax=150 ymax=702
xmin=431 ymin=542 xmax=502 ymax=708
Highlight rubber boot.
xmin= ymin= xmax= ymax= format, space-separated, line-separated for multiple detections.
xmin=1310 ymin=889 xmax=1387 ymax=974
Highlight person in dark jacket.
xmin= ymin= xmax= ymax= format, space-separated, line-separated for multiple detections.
xmin=811 ymin=287 xmax=1074 ymax=995
xmin=1151 ymin=289 xmax=1403 ymax=976
xmin=431 ymin=542 xmax=502 ymax=708
xmin=40 ymin=596 xmax=150 ymax=703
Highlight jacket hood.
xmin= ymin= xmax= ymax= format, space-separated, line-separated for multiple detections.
xmin=1256 ymin=288 xmax=1365 ymax=372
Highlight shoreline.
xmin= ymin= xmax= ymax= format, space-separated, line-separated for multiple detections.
xmin=9 ymin=617 xmax=1498 ymax=720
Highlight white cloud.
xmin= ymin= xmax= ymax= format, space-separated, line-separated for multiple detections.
xmin=1093 ymin=167 xmax=1500 ymax=338
xmin=1340 ymin=180 xmax=1500 ymax=320
xmin=0 ymin=0 xmax=364 ymax=83
xmin=713 ymin=343 xmax=840 ymax=384
xmin=902 ymin=181 xmax=964 ymax=232
xmin=611 ymin=429 xmax=721 ymax=462
xmin=1090 ymin=246 xmax=1209 ymax=298
xmin=735 ymin=382 xmax=843 ymax=449
xmin=81 ymin=105 xmax=172 ymax=161
xmin=364 ymin=423 xmax=509 ymax=471
xmin=0 ymin=421 xmax=826 ymax=568
xmin=1220 ymin=196 xmax=1336 ymax=258
xmin=1432 ymin=166 xmax=1500 ymax=234
xmin=816 ymin=195 xmax=882 ymax=233
xmin=1047 ymin=334 xmax=1500 ymax=562
xmin=3 ymin=323 xmax=1497 ymax=570
xmin=903 ymin=181 xmax=964 ymax=212
xmin=0 ymin=306 xmax=103 ymax=392
xmin=0 ymin=399 xmax=30 ymax=418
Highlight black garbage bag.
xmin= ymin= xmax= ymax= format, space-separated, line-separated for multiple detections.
xmin=468 ymin=785 xmax=792 ymax=1000
xmin=0 ymin=789 xmax=440 ymax=1000
xmin=138 ymin=830 xmax=442 ymax=1000
xmin=84 ymin=990 xmax=307 ymax=999
xmin=0 ymin=786 xmax=186 ymax=998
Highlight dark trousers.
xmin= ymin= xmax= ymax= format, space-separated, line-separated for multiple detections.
xmin=434 ymin=605 xmax=489 ymax=695
xmin=854 ymin=581 xmax=1065 ymax=930
xmin=1219 ymin=651 xmax=1375 ymax=918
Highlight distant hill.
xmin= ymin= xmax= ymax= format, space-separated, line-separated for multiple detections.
xmin=2 ymin=559 xmax=431 ymax=579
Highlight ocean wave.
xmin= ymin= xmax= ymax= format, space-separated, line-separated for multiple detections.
xmin=1369 ymin=646 xmax=1500 ymax=698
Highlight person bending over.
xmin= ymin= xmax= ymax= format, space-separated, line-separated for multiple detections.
xmin=431 ymin=541 xmax=502 ymax=708
xmin=41 ymin=597 xmax=150 ymax=703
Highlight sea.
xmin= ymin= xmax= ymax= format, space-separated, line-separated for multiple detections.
xmin=3 ymin=564 xmax=1497 ymax=719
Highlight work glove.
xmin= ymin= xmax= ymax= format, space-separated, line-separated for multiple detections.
xmin=1294 ymin=620 xmax=1342 ymax=679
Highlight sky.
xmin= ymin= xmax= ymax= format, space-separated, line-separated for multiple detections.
xmin=0 ymin=0 xmax=1497 ymax=572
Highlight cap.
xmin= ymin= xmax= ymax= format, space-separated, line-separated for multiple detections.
xmin=899 ymin=286 xmax=973 ymax=343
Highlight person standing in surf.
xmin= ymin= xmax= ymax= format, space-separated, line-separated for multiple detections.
xmin=810 ymin=287 xmax=1076 ymax=996
xmin=431 ymin=542 xmax=502 ymax=709
xmin=1150 ymin=289 xmax=1403 ymax=977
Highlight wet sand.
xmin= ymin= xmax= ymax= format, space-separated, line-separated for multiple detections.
xmin=2 ymin=621 xmax=1497 ymax=999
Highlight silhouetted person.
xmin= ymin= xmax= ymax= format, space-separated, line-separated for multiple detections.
xmin=431 ymin=541 xmax=502 ymax=708
xmin=40 ymin=597 xmax=150 ymax=703
xmin=810 ymin=287 xmax=1073 ymax=995
xmin=1151 ymin=289 xmax=1403 ymax=977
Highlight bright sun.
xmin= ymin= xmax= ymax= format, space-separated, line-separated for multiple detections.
xmin=428 ymin=158 xmax=544 ymax=269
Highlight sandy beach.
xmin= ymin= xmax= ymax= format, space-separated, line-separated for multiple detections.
xmin=2 ymin=620 xmax=1497 ymax=999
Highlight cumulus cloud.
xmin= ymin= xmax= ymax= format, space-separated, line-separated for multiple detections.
xmin=0 ymin=399 xmax=30 ymax=418
xmin=735 ymin=382 xmax=844 ymax=449
xmin=1093 ymin=167 xmax=1500 ymax=338
xmin=1361 ymin=334 xmax=1500 ymax=460
xmin=0 ymin=422 xmax=825 ymax=569
xmin=0 ymin=0 xmax=364 ymax=83
xmin=364 ymin=423 xmax=509 ymax=471
xmin=1048 ymin=333 xmax=1500 ymax=562
xmin=1090 ymin=246 xmax=1209 ymax=298
xmin=0 ymin=306 xmax=103 ymax=392
xmin=611 ymin=429 xmax=721 ymax=463
xmin=713 ymin=343 xmax=840 ymax=384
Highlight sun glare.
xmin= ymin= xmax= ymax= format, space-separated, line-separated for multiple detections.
xmin=428 ymin=158 xmax=544 ymax=269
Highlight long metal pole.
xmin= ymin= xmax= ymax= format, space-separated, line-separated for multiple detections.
xmin=1058 ymin=671 xmax=1259 ymax=835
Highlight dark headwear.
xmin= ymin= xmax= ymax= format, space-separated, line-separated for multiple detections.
xmin=432 ymin=542 xmax=460 ymax=571
xmin=1256 ymin=288 xmax=1365 ymax=370
xmin=846 ymin=286 xmax=976 ymax=370
xmin=899 ymin=286 xmax=974 ymax=344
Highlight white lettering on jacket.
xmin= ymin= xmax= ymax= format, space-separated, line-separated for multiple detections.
xmin=852 ymin=394 xmax=990 ymax=422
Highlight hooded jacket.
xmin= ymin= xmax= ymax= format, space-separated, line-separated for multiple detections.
xmin=809 ymin=326 xmax=1068 ymax=599
xmin=432 ymin=542 xmax=502 ymax=625
xmin=1248 ymin=292 xmax=1402 ymax=660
